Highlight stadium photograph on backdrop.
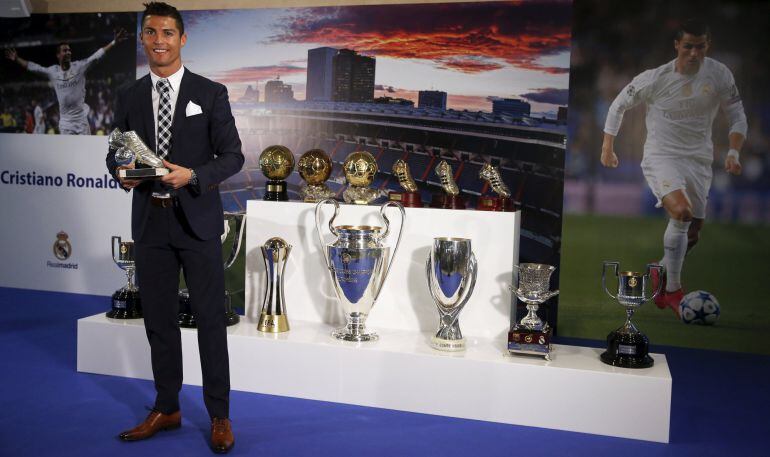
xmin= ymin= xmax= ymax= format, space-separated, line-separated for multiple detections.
xmin=562 ymin=0 xmax=770 ymax=354
xmin=1 ymin=12 xmax=136 ymax=135
xmin=146 ymin=1 xmax=573 ymax=325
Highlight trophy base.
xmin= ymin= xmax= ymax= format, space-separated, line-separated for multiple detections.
xmin=257 ymin=312 xmax=289 ymax=333
xmin=430 ymin=335 xmax=466 ymax=352
xmin=388 ymin=191 xmax=422 ymax=208
xmin=332 ymin=327 xmax=378 ymax=342
xmin=107 ymin=289 xmax=142 ymax=319
xmin=600 ymin=330 xmax=654 ymax=369
xmin=264 ymin=180 xmax=289 ymax=201
xmin=429 ymin=194 xmax=466 ymax=209
xmin=507 ymin=325 xmax=552 ymax=360
xmin=118 ymin=167 xmax=169 ymax=179
xmin=477 ymin=196 xmax=516 ymax=212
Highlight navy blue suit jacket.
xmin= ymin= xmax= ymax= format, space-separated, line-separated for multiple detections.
xmin=106 ymin=69 xmax=244 ymax=241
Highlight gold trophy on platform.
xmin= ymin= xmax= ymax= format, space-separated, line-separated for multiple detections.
xmin=430 ymin=160 xmax=465 ymax=209
xmin=260 ymin=145 xmax=295 ymax=201
xmin=342 ymin=151 xmax=380 ymax=204
xmin=298 ymin=149 xmax=335 ymax=202
xmin=477 ymin=163 xmax=515 ymax=211
xmin=389 ymin=159 xmax=422 ymax=207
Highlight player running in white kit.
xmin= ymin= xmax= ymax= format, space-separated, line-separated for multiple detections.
xmin=5 ymin=29 xmax=125 ymax=135
xmin=600 ymin=19 xmax=747 ymax=317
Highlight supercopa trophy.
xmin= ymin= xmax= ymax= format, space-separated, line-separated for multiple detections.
xmin=257 ymin=237 xmax=292 ymax=333
xmin=508 ymin=263 xmax=558 ymax=360
xmin=108 ymin=128 xmax=169 ymax=179
xmin=426 ymin=237 xmax=477 ymax=351
xmin=600 ymin=261 xmax=663 ymax=368
xmin=477 ymin=163 xmax=515 ymax=212
xmin=342 ymin=151 xmax=380 ymax=204
xmin=430 ymin=160 xmax=465 ymax=209
xmin=260 ymin=145 xmax=295 ymax=201
xmin=389 ymin=159 xmax=422 ymax=208
xmin=298 ymin=149 xmax=335 ymax=202
xmin=108 ymin=236 xmax=142 ymax=319
xmin=178 ymin=213 xmax=245 ymax=328
xmin=315 ymin=198 xmax=405 ymax=341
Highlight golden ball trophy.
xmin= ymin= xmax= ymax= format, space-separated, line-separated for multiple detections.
xmin=342 ymin=151 xmax=380 ymax=204
xmin=297 ymin=149 xmax=335 ymax=202
xmin=259 ymin=145 xmax=295 ymax=201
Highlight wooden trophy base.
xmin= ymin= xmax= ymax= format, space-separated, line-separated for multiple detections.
xmin=429 ymin=193 xmax=466 ymax=209
xmin=477 ymin=195 xmax=516 ymax=212
xmin=388 ymin=191 xmax=422 ymax=208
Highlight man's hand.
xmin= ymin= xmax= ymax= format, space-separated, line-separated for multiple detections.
xmin=4 ymin=48 xmax=17 ymax=62
xmin=116 ymin=164 xmax=141 ymax=189
xmin=600 ymin=145 xmax=619 ymax=168
xmin=725 ymin=155 xmax=742 ymax=176
xmin=114 ymin=28 xmax=128 ymax=43
xmin=160 ymin=160 xmax=192 ymax=189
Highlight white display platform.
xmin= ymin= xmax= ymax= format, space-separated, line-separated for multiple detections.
xmin=77 ymin=314 xmax=671 ymax=442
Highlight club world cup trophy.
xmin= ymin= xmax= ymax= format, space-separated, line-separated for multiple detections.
xmin=260 ymin=145 xmax=295 ymax=201
xmin=508 ymin=263 xmax=559 ymax=360
xmin=298 ymin=149 xmax=335 ymax=202
xmin=258 ymin=237 xmax=292 ymax=333
xmin=477 ymin=163 xmax=515 ymax=212
xmin=426 ymin=237 xmax=477 ymax=351
xmin=430 ymin=160 xmax=465 ymax=209
xmin=389 ymin=159 xmax=422 ymax=208
xmin=108 ymin=236 xmax=142 ymax=319
xmin=178 ymin=213 xmax=245 ymax=328
xmin=315 ymin=198 xmax=405 ymax=341
xmin=600 ymin=261 xmax=663 ymax=368
xmin=108 ymin=128 xmax=169 ymax=179
xmin=342 ymin=151 xmax=380 ymax=204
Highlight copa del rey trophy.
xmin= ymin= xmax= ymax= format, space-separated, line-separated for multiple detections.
xmin=508 ymin=263 xmax=559 ymax=360
xmin=107 ymin=236 xmax=142 ymax=319
xmin=315 ymin=198 xmax=405 ymax=341
xmin=426 ymin=237 xmax=477 ymax=351
xmin=600 ymin=261 xmax=662 ymax=368
xmin=108 ymin=128 xmax=169 ymax=179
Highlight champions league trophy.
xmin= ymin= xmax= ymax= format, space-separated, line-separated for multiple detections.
xmin=108 ymin=236 xmax=142 ymax=319
xmin=315 ymin=198 xmax=405 ymax=341
xmin=430 ymin=160 xmax=465 ymax=209
xmin=298 ymin=149 xmax=335 ymax=203
xmin=178 ymin=213 xmax=246 ymax=328
xmin=426 ymin=237 xmax=477 ymax=351
xmin=108 ymin=128 xmax=169 ymax=179
xmin=389 ymin=159 xmax=422 ymax=207
xmin=508 ymin=263 xmax=559 ymax=360
xmin=260 ymin=145 xmax=295 ymax=201
xmin=342 ymin=151 xmax=381 ymax=204
xmin=477 ymin=163 xmax=515 ymax=212
xmin=600 ymin=261 xmax=663 ymax=368
xmin=257 ymin=237 xmax=292 ymax=333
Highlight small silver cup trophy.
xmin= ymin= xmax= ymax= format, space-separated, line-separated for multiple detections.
xmin=258 ymin=237 xmax=292 ymax=333
xmin=315 ymin=198 xmax=405 ymax=341
xmin=178 ymin=213 xmax=245 ymax=328
xmin=600 ymin=261 xmax=663 ymax=368
xmin=426 ymin=237 xmax=477 ymax=351
xmin=507 ymin=263 xmax=559 ymax=360
xmin=108 ymin=236 xmax=142 ymax=319
xmin=108 ymin=128 xmax=169 ymax=179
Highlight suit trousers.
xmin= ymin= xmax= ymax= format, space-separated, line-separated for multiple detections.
xmin=135 ymin=202 xmax=230 ymax=419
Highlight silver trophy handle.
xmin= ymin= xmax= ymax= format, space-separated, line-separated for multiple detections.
xmin=373 ymin=201 xmax=405 ymax=303
xmin=646 ymin=263 xmax=664 ymax=300
xmin=314 ymin=198 xmax=339 ymax=268
xmin=223 ymin=213 xmax=246 ymax=270
xmin=602 ymin=261 xmax=619 ymax=300
xmin=111 ymin=236 xmax=121 ymax=266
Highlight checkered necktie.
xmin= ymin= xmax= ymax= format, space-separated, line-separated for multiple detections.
xmin=156 ymin=78 xmax=172 ymax=158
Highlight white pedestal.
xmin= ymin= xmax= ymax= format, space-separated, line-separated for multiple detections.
xmin=77 ymin=314 xmax=671 ymax=443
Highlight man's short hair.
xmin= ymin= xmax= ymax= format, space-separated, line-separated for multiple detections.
xmin=142 ymin=2 xmax=184 ymax=35
xmin=676 ymin=18 xmax=710 ymax=41
xmin=56 ymin=42 xmax=70 ymax=53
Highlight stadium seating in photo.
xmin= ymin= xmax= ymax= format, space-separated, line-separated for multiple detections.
xmin=455 ymin=161 xmax=485 ymax=195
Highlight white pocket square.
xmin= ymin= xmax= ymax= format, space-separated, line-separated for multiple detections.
xmin=185 ymin=101 xmax=202 ymax=117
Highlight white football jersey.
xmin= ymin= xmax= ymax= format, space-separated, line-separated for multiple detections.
xmin=27 ymin=48 xmax=105 ymax=123
xmin=605 ymin=57 xmax=742 ymax=161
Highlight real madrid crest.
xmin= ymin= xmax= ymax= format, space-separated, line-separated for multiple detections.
xmin=53 ymin=231 xmax=72 ymax=260
xmin=628 ymin=277 xmax=638 ymax=288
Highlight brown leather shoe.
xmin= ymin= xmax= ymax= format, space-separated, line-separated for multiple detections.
xmin=118 ymin=409 xmax=181 ymax=441
xmin=210 ymin=417 xmax=234 ymax=454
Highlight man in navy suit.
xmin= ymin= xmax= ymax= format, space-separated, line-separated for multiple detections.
xmin=106 ymin=2 xmax=243 ymax=453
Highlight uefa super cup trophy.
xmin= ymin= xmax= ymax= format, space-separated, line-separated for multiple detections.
xmin=257 ymin=237 xmax=292 ymax=333
xmin=426 ymin=237 xmax=477 ymax=351
xmin=178 ymin=213 xmax=245 ymax=328
xmin=342 ymin=151 xmax=381 ymax=204
xmin=108 ymin=128 xmax=169 ymax=179
xmin=477 ymin=163 xmax=515 ymax=212
xmin=430 ymin=160 xmax=465 ymax=209
xmin=600 ymin=261 xmax=663 ymax=368
xmin=389 ymin=159 xmax=422 ymax=208
xmin=315 ymin=198 xmax=405 ymax=341
xmin=298 ymin=149 xmax=335 ymax=202
xmin=260 ymin=145 xmax=295 ymax=201
xmin=108 ymin=236 xmax=142 ymax=319
xmin=508 ymin=263 xmax=559 ymax=360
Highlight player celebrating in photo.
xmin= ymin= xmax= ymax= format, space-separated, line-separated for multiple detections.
xmin=600 ymin=19 xmax=747 ymax=317
xmin=4 ymin=29 xmax=126 ymax=135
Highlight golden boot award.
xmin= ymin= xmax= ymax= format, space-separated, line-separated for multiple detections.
xmin=342 ymin=150 xmax=381 ymax=204
xmin=389 ymin=159 xmax=422 ymax=207
xmin=259 ymin=145 xmax=295 ymax=201
xmin=477 ymin=163 xmax=515 ymax=212
xmin=430 ymin=160 xmax=465 ymax=209
xmin=298 ymin=148 xmax=335 ymax=203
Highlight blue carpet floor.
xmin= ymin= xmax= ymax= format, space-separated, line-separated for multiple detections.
xmin=0 ymin=286 xmax=768 ymax=456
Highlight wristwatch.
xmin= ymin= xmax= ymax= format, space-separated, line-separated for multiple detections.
xmin=189 ymin=168 xmax=199 ymax=187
